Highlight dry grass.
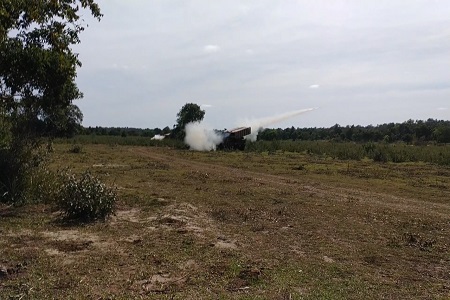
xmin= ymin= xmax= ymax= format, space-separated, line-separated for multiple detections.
xmin=1 ymin=144 xmax=449 ymax=299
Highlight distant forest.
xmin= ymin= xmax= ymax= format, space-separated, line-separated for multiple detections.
xmin=80 ymin=119 xmax=450 ymax=144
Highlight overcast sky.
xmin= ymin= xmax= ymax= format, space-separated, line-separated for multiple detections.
xmin=74 ymin=0 xmax=450 ymax=129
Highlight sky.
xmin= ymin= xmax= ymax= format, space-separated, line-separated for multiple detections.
xmin=73 ymin=0 xmax=450 ymax=129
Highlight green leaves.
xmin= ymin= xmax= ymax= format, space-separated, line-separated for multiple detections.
xmin=57 ymin=171 xmax=117 ymax=222
xmin=174 ymin=103 xmax=206 ymax=139
xmin=1 ymin=0 xmax=101 ymax=141
xmin=176 ymin=103 xmax=206 ymax=128
xmin=0 ymin=1 xmax=101 ymax=205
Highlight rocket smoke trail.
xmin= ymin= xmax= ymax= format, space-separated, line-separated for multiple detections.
xmin=240 ymin=107 xmax=318 ymax=141
xmin=184 ymin=107 xmax=318 ymax=151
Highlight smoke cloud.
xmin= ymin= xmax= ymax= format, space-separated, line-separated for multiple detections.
xmin=151 ymin=134 xmax=165 ymax=140
xmin=184 ymin=122 xmax=224 ymax=151
xmin=184 ymin=107 xmax=318 ymax=151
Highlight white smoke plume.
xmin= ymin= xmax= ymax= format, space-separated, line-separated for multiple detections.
xmin=184 ymin=107 xmax=317 ymax=151
xmin=241 ymin=107 xmax=318 ymax=141
xmin=151 ymin=134 xmax=165 ymax=140
xmin=184 ymin=122 xmax=224 ymax=151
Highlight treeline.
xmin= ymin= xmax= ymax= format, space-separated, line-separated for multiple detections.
xmin=258 ymin=119 xmax=450 ymax=144
xmin=78 ymin=119 xmax=450 ymax=144
xmin=80 ymin=126 xmax=171 ymax=137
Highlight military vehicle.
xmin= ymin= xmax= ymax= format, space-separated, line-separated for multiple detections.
xmin=217 ymin=126 xmax=251 ymax=150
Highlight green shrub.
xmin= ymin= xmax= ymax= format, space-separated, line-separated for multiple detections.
xmin=57 ymin=171 xmax=117 ymax=222
xmin=69 ymin=144 xmax=83 ymax=153
xmin=0 ymin=144 xmax=48 ymax=205
xmin=371 ymin=149 xmax=388 ymax=163
xmin=55 ymin=135 xmax=187 ymax=149
xmin=29 ymin=167 xmax=61 ymax=204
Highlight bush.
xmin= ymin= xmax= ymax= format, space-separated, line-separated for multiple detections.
xmin=57 ymin=171 xmax=117 ymax=222
xmin=372 ymin=149 xmax=388 ymax=163
xmin=29 ymin=167 xmax=61 ymax=204
xmin=0 ymin=144 xmax=48 ymax=205
xmin=69 ymin=144 xmax=83 ymax=153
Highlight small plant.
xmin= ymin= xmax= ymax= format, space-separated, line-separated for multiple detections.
xmin=57 ymin=171 xmax=117 ymax=222
xmin=69 ymin=144 xmax=83 ymax=153
xmin=29 ymin=167 xmax=61 ymax=204
xmin=0 ymin=144 xmax=50 ymax=205
xmin=372 ymin=148 xmax=388 ymax=163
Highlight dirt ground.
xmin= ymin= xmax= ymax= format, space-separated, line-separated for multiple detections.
xmin=1 ymin=144 xmax=449 ymax=299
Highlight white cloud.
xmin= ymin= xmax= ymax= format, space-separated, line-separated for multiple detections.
xmin=201 ymin=104 xmax=213 ymax=108
xmin=75 ymin=1 xmax=450 ymax=128
xmin=203 ymin=45 xmax=220 ymax=53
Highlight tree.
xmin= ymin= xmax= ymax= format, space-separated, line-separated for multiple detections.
xmin=0 ymin=1 xmax=102 ymax=203
xmin=173 ymin=103 xmax=205 ymax=139
xmin=1 ymin=0 xmax=101 ymax=140
xmin=162 ymin=126 xmax=171 ymax=134
xmin=433 ymin=126 xmax=450 ymax=143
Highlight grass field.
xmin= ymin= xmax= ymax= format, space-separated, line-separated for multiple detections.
xmin=1 ymin=144 xmax=449 ymax=299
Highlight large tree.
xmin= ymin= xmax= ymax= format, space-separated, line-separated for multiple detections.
xmin=0 ymin=0 xmax=102 ymax=203
xmin=173 ymin=103 xmax=205 ymax=139
xmin=1 ymin=0 xmax=101 ymax=141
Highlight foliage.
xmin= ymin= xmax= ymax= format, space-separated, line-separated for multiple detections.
xmin=0 ymin=144 xmax=53 ymax=204
xmin=433 ymin=125 xmax=450 ymax=143
xmin=0 ymin=146 xmax=32 ymax=204
xmin=81 ymin=125 xmax=172 ymax=138
xmin=245 ymin=140 xmax=450 ymax=166
xmin=55 ymin=134 xmax=187 ymax=148
xmin=77 ymin=119 xmax=450 ymax=145
xmin=258 ymin=119 xmax=450 ymax=144
xmin=1 ymin=144 xmax=449 ymax=299
xmin=0 ymin=0 xmax=101 ymax=204
xmin=29 ymin=166 xmax=61 ymax=204
xmin=57 ymin=171 xmax=117 ymax=222
xmin=55 ymin=134 xmax=450 ymax=166
xmin=173 ymin=103 xmax=205 ymax=139
xmin=1 ymin=0 xmax=101 ymax=140
xmin=0 ymin=105 xmax=11 ymax=148
xmin=69 ymin=144 xmax=83 ymax=153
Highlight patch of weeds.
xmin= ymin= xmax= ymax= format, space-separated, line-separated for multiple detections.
xmin=250 ymin=223 xmax=266 ymax=232
xmin=69 ymin=144 xmax=83 ymax=154
xmin=292 ymin=164 xmax=306 ymax=171
xmin=227 ymin=262 xmax=264 ymax=291
xmin=211 ymin=208 xmax=229 ymax=222
xmin=181 ymin=237 xmax=195 ymax=251
xmin=48 ymin=240 xmax=93 ymax=252
xmin=403 ymin=232 xmax=436 ymax=251
xmin=272 ymin=198 xmax=284 ymax=205
xmin=29 ymin=167 xmax=61 ymax=204
xmin=363 ymin=255 xmax=385 ymax=266
xmin=146 ymin=161 xmax=170 ymax=170
xmin=57 ymin=171 xmax=117 ymax=222
xmin=184 ymin=170 xmax=209 ymax=182
xmin=386 ymin=235 xmax=402 ymax=248
xmin=0 ymin=262 xmax=27 ymax=280
xmin=238 ymin=266 xmax=262 ymax=282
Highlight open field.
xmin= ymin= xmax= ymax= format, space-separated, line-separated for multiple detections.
xmin=1 ymin=144 xmax=449 ymax=299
